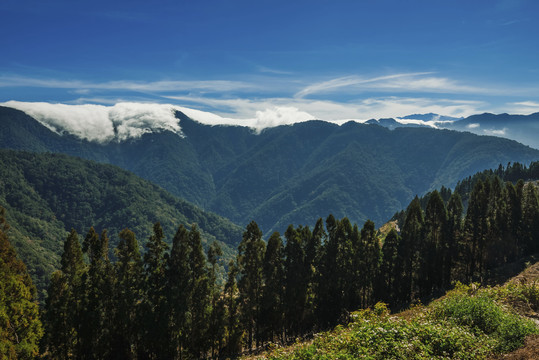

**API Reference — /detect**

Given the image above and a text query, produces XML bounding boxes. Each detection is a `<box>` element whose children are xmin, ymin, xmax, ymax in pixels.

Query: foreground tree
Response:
<box><xmin>0</xmin><ymin>207</ymin><xmax>43</xmax><ymax>359</ymax></box>
<box><xmin>44</xmin><ymin>229</ymin><xmax>84</xmax><ymax>359</ymax></box>
<box><xmin>260</xmin><ymin>232</ymin><xmax>284</xmax><ymax>343</ymax></box>
<box><xmin>422</xmin><ymin>190</ymin><xmax>447</xmax><ymax>296</ymax></box>
<box><xmin>237</xmin><ymin>221</ymin><xmax>266</xmax><ymax>350</ymax></box>
<box><xmin>140</xmin><ymin>223</ymin><xmax>169</xmax><ymax>359</ymax></box>
<box><xmin>378</xmin><ymin>229</ymin><xmax>401</xmax><ymax>305</ymax></box>
<box><xmin>111</xmin><ymin>228</ymin><xmax>143</xmax><ymax>358</ymax></box>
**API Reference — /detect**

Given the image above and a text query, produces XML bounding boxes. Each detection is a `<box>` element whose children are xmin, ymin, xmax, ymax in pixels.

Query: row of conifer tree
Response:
<box><xmin>38</xmin><ymin>173</ymin><xmax>539</xmax><ymax>359</ymax></box>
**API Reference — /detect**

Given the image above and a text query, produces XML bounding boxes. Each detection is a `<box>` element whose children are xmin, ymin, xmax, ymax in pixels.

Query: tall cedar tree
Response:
<box><xmin>464</xmin><ymin>180</ymin><xmax>490</xmax><ymax>281</ymax></box>
<box><xmin>397</xmin><ymin>196</ymin><xmax>424</xmax><ymax>303</ymax></box>
<box><xmin>521</xmin><ymin>183</ymin><xmax>539</xmax><ymax>254</ymax></box>
<box><xmin>166</xmin><ymin>225</ymin><xmax>190</xmax><ymax>359</ymax></box>
<box><xmin>378</xmin><ymin>229</ymin><xmax>401</xmax><ymax>305</ymax></box>
<box><xmin>305</xmin><ymin>218</ymin><xmax>324</xmax><ymax>330</ymax></box>
<box><xmin>44</xmin><ymin>229</ymin><xmax>84</xmax><ymax>359</ymax></box>
<box><xmin>140</xmin><ymin>223</ymin><xmax>169</xmax><ymax>359</ymax></box>
<box><xmin>207</xmin><ymin>241</ymin><xmax>225</xmax><ymax>359</ymax></box>
<box><xmin>350</xmin><ymin>224</ymin><xmax>362</xmax><ymax>310</ymax></box>
<box><xmin>111</xmin><ymin>228</ymin><xmax>143</xmax><ymax>359</ymax></box>
<box><xmin>186</xmin><ymin>224</ymin><xmax>212</xmax><ymax>358</ymax></box>
<box><xmin>445</xmin><ymin>192</ymin><xmax>463</xmax><ymax>288</ymax></box>
<box><xmin>260</xmin><ymin>232</ymin><xmax>284</xmax><ymax>344</ymax></box>
<box><xmin>422</xmin><ymin>190</ymin><xmax>447</xmax><ymax>297</ymax></box>
<box><xmin>78</xmin><ymin>229</ymin><xmax>115</xmax><ymax>360</ymax></box>
<box><xmin>0</xmin><ymin>208</ymin><xmax>43</xmax><ymax>359</ymax></box>
<box><xmin>283</xmin><ymin>225</ymin><xmax>309</xmax><ymax>338</ymax></box>
<box><xmin>316</xmin><ymin>214</ymin><xmax>341</xmax><ymax>327</ymax></box>
<box><xmin>237</xmin><ymin>221</ymin><xmax>265</xmax><ymax>350</ymax></box>
<box><xmin>223</xmin><ymin>260</ymin><xmax>242</xmax><ymax>357</ymax></box>
<box><xmin>505</xmin><ymin>181</ymin><xmax>523</xmax><ymax>260</ymax></box>
<box><xmin>359</xmin><ymin>220</ymin><xmax>381</xmax><ymax>307</ymax></box>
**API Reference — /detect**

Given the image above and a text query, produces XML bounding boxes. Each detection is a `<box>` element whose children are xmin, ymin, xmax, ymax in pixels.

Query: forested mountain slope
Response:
<box><xmin>2</xmin><ymin>106</ymin><xmax>539</xmax><ymax>235</ymax></box>
<box><xmin>0</xmin><ymin>149</ymin><xmax>243</xmax><ymax>296</ymax></box>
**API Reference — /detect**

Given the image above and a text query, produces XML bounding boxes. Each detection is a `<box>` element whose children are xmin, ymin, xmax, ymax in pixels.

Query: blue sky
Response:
<box><xmin>1</xmin><ymin>0</ymin><xmax>539</xmax><ymax>121</ymax></box>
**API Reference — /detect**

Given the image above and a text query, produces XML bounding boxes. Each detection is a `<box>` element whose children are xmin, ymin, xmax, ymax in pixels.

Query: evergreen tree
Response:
<box><xmin>207</xmin><ymin>241</ymin><xmax>225</xmax><ymax>359</ymax></box>
<box><xmin>464</xmin><ymin>180</ymin><xmax>489</xmax><ymax>281</ymax></box>
<box><xmin>445</xmin><ymin>192</ymin><xmax>463</xmax><ymax>287</ymax></box>
<box><xmin>111</xmin><ymin>228</ymin><xmax>143</xmax><ymax>359</ymax></box>
<box><xmin>397</xmin><ymin>196</ymin><xmax>424</xmax><ymax>303</ymax></box>
<box><xmin>378</xmin><ymin>229</ymin><xmax>401</xmax><ymax>305</ymax></box>
<box><xmin>186</xmin><ymin>225</ymin><xmax>211</xmax><ymax>358</ymax></box>
<box><xmin>166</xmin><ymin>225</ymin><xmax>190</xmax><ymax>359</ymax></box>
<box><xmin>484</xmin><ymin>177</ymin><xmax>510</xmax><ymax>269</ymax></box>
<box><xmin>304</xmin><ymin>218</ymin><xmax>324</xmax><ymax>330</ymax></box>
<box><xmin>521</xmin><ymin>183</ymin><xmax>539</xmax><ymax>254</ymax></box>
<box><xmin>0</xmin><ymin>207</ymin><xmax>43</xmax><ymax>359</ymax></box>
<box><xmin>506</xmin><ymin>181</ymin><xmax>523</xmax><ymax>260</ymax></box>
<box><xmin>359</xmin><ymin>220</ymin><xmax>381</xmax><ymax>307</ymax></box>
<box><xmin>283</xmin><ymin>225</ymin><xmax>308</xmax><ymax>338</ymax></box>
<box><xmin>78</xmin><ymin>228</ymin><xmax>115</xmax><ymax>359</ymax></box>
<box><xmin>317</xmin><ymin>215</ymin><xmax>341</xmax><ymax>327</ymax></box>
<box><xmin>237</xmin><ymin>221</ymin><xmax>265</xmax><ymax>350</ymax></box>
<box><xmin>350</xmin><ymin>224</ymin><xmax>363</xmax><ymax>310</ymax></box>
<box><xmin>422</xmin><ymin>190</ymin><xmax>447</xmax><ymax>295</ymax></box>
<box><xmin>260</xmin><ymin>232</ymin><xmax>284</xmax><ymax>344</ymax></box>
<box><xmin>223</xmin><ymin>260</ymin><xmax>242</xmax><ymax>357</ymax></box>
<box><xmin>44</xmin><ymin>229</ymin><xmax>84</xmax><ymax>359</ymax></box>
<box><xmin>140</xmin><ymin>223</ymin><xmax>169</xmax><ymax>359</ymax></box>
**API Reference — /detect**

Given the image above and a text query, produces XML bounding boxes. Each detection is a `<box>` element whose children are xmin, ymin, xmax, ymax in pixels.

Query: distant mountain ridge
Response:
<box><xmin>445</xmin><ymin>112</ymin><xmax>539</xmax><ymax>149</ymax></box>
<box><xmin>1</xmin><ymin>105</ymin><xmax>538</xmax><ymax>236</ymax></box>
<box><xmin>362</xmin><ymin>112</ymin><xmax>539</xmax><ymax>150</ymax></box>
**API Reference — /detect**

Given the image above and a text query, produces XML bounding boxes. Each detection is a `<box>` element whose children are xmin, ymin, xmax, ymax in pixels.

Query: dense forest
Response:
<box><xmin>1</xmin><ymin>161</ymin><xmax>538</xmax><ymax>359</ymax></box>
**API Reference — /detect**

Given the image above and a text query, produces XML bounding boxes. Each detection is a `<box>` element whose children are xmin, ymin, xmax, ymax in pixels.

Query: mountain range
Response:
<box><xmin>1</xmin><ymin>104</ymin><xmax>538</xmax><ymax>238</ymax></box>
<box><xmin>368</xmin><ymin>112</ymin><xmax>539</xmax><ymax>150</ymax></box>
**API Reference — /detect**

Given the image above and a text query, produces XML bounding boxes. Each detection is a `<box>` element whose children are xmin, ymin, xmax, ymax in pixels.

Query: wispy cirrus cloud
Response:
<box><xmin>165</xmin><ymin>94</ymin><xmax>484</xmax><ymax>122</ymax></box>
<box><xmin>2</xmin><ymin>71</ymin><xmax>537</xmax><ymax>126</ymax></box>
<box><xmin>0</xmin><ymin>75</ymin><xmax>256</xmax><ymax>93</ymax></box>
<box><xmin>256</xmin><ymin>66</ymin><xmax>293</xmax><ymax>75</ymax></box>
<box><xmin>295</xmin><ymin>72</ymin><xmax>488</xmax><ymax>98</ymax></box>
<box><xmin>509</xmin><ymin>101</ymin><xmax>539</xmax><ymax>113</ymax></box>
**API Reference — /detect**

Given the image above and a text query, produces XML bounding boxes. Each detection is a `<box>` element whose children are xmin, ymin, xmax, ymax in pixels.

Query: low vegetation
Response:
<box><xmin>255</xmin><ymin>281</ymin><xmax>539</xmax><ymax>360</ymax></box>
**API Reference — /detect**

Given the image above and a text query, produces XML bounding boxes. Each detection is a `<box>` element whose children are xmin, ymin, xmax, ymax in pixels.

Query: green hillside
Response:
<box><xmin>0</xmin><ymin>149</ymin><xmax>243</xmax><ymax>297</ymax></box>
<box><xmin>2</xmin><ymin>106</ymin><xmax>539</xmax><ymax>236</ymax></box>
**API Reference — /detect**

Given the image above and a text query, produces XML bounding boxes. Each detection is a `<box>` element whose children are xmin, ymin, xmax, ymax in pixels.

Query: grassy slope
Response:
<box><xmin>248</xmin><ymin>261</ymin><xmax>539</xmax><ymax>360</ymax></box>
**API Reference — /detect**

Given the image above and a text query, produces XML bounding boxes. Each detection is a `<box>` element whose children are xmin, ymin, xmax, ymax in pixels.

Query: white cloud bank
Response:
<box><xmin>2</xmin><ymin>100</ymin><xmax>320</xmax><ymax>142</ymax></box>
<box><xmin>3</xmin><ymin>101</ymin><xmax>182</xmax><ymax>143</ymax></box>
<box><xmin>2</xmin><ymin>96</ymin><xmax>486</xmax><ymax>142</ymax></box>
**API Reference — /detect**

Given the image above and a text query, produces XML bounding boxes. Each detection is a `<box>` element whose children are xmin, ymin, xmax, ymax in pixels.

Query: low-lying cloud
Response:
<box><xmin>3</xmin><ymin>101</ymin><xmax>182</xmax><ymax>143</ymax></box>
<box><xmin>483</xmin><ymin>128</ymin><xmax>507</xmax><ymax>136</ymax></box>
<box><xmin>1</xmin><ymin>97</ymin><xmax>483</xmax><ymax>143</ymax></box>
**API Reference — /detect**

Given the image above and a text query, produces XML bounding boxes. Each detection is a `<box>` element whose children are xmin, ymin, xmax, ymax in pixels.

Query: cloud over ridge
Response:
<box><xmin>2</xmin><ymin>101</ymin><xmax>321</xmax><ymax>142</ymax></box>
<box><xmin>3</xmin><ymin>101</ymin><xmax>182</xmax><ymax>143</ymax></box>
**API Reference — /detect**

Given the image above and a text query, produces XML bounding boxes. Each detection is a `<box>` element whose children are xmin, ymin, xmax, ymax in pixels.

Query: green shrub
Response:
<box><xmin>430</xmin><ymin>291</ymin><xmax>538</xmax><ymax>353</ymax></box>
<box><xmin>267</xmin><ymin>303</ymin><xmax>495</xmax><ymax>360</ymax></box>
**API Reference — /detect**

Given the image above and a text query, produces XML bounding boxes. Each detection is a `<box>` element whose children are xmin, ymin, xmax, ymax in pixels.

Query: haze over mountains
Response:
<box><xmin>1</xmin><ymin>102</ymin><xmax>538</xmax><ymax>237</ymax></box>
